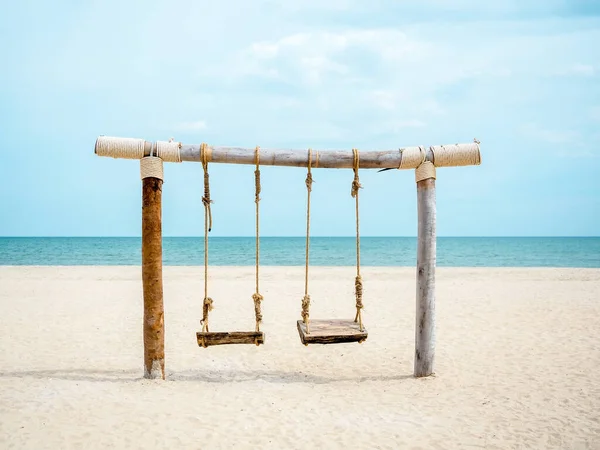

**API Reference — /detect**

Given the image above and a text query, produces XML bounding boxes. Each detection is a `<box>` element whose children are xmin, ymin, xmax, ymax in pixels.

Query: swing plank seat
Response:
<box><xmin>297</xmin><ymin>319</ymin><xmax>367</xmax><ymax>345</ymax></box>
<box><xmin>197</xmin><ymin>331</ymin><xmax>265</xmax><ymax>347</ymax></box>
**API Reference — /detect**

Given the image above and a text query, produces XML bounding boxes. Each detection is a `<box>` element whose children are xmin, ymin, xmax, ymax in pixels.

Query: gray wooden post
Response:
<box><xmin>414</xmin><ymin>172</ymin><xmax>436</xmax><ymax>377</ymax></box>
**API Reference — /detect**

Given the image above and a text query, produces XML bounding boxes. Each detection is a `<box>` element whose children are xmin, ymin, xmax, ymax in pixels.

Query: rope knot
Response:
<box><xmin>351</xmin><ymin>177</ymin><xmax>362</xmax><ymax>198</ymax></box>
<box><xmin>354</xmin><ymin>275</ymin><xmax>364</xmax><ymax>310</ymax></box>
<box><xmin>354</xmin><ymin>271</ymin><xmax>365</xmax><ymax>331</ymax></box>
<box><xmin>201</xmin><ymin>297</ymin><xmax>214</xmax><ymax>332</ymax></box>
<box><xmin>301</xmin><ymin>294</ymin><xmax>311</xmax><ymax>323</ymax></box>
<box><xmin>254</xmin><ymin>145</ymin><xmax>262</xmax><ymax>204</ymax></box>
<box><xmin>252</xmin><ymin>292</ymin><xmax>263</xmax><ymax>327</ymax></box>
<box><xmin>202</xmin><ymin>171</ymin><xmax>213</xmax><ymax>208</ymax></box>
<box><xmin>351</xmin><ymin>148</ymin><xmax>362</xmax><ymax>198</ymax></box>
<box><xmin>201</xmin><ymin>194</ymin><xmax>212</xmax><ymax>207</ymax></box>
<box><xmin>254</xmin><ymin>169</ymin><xmax>261</xmax><ymax>203</ymax></box>
<box><xmin>305</xmin><ymin>172</ymin><xmax>313</xmax><ymax>192</ymax></box>
<box><xmin>201</xmin><ymin>145</ymin><xmax>214</xmax><ymax>232</ymax></box>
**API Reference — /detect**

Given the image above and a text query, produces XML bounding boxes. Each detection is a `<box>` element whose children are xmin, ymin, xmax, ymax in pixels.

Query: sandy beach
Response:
<box><xmin>0</xmin><ymin>266</ymin><xmax>599</xmax><ymax>449</ymax></box>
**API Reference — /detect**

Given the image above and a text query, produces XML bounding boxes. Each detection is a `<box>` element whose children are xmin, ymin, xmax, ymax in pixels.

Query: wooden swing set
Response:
<box><xmin>95</xmin><ymin>136</ymin><xmax>482</xmax><ymax>381</ymax></box>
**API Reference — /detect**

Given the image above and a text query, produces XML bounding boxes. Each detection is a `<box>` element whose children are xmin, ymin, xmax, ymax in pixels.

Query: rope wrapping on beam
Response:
<box><xmin>156</xmin><ymin>140</ymin><xmax>182</xmax><ymax>163</ymax></box>
<box><xmin>415</xmin><ymin>161</ymin><xmax>436</xmax><ymax>183</ymax></box>
<box><xmin>431</xmin><ymin>143</ymin><xmax>481</xmax><ymax>167</ymax></box>
<box><xmin>96</xmin><ymin>136</ymin><xmax>145</xmax><ymax>159</ymax></box>
<box><xmin>399</xmin><ymin>146</ymin><xmax>427</xmax><ymax>169</ymax></box>
<box><xmin>140</xmin><ymin>156</ymin><xmax>164</xmax><ymax>180</ymax></box>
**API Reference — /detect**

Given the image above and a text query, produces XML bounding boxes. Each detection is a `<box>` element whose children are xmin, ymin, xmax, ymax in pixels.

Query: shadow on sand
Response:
<box><xmin>0</xmin><ymin>368</ymin><xmax>418</xmax><ymax>384</ymax></box>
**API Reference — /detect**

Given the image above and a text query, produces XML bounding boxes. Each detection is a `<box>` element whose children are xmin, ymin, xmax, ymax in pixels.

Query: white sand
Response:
<box><xmin>0</xmin><ymin>266</ymin><xmax>599</xmax><ymax>449</ymax></box>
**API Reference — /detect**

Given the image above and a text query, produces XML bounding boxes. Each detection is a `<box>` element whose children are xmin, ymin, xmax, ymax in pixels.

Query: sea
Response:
<box><xmin>0</xmin><ymin>237</ymin><xmax>598</xmax><ymax>267</ymax></box>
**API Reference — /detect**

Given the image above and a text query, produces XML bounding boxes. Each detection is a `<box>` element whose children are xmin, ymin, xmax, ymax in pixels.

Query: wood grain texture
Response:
<box><xmin>297</xmin><ymin>319</ymin><xmax>368</xmax><ymax>345</ymax></box>
<box><xmin>182</xmin><ymin>146</ymin><xmax>404</xmax><ymax>169</ymax></box>
<box><xmin>196</xmin><ymin>331</ymin><xmax>265</xmax><ymax>347</ymax></box>
<box><xmin>414</xmin><ymin>178</ymin><xmax>436</xmax><ymax>378</ymax></box>
<box><xmin>142</xmin><ymin>177</ymin><xmax>165</xmax><ymax>380</ymax></box>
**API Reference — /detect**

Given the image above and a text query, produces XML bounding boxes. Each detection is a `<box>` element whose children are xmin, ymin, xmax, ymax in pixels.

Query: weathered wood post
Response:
<box><xmin>141</xmin><ymin>156</ymin><xmax>165</xmax><ymax>380</ymax></box>
<box><xmin>414</xmin><ymin>161</ymin><xmax>436</xmax><ymax>377</ymax></box>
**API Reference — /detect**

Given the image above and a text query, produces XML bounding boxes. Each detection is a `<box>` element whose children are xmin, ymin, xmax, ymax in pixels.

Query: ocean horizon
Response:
<box><xmin>0</xmin><ymin>236</ymin><xmax>598</xmax><ymax>268</ymax></box>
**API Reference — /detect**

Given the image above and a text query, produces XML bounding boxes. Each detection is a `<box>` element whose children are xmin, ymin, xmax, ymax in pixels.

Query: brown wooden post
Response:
<box><xmin>141</xmin><ymin>157</ymin><xmax>165</xmax><ymax>380</ymax></box>
<box><xmin>414</xmin><ymin>163</ymin><xmax>436</xmax><ymax>377</ymax></box>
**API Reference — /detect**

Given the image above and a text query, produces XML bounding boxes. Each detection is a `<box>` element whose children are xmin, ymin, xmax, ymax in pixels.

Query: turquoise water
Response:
<box><xmin>0</xmin><ymin>237</ymin><xmax>598</xmax><ymax>267</ymax></box>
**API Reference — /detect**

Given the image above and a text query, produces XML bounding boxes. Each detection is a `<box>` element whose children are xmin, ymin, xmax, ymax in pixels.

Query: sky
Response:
<box><xmin>0</xmin><ymin>0</ymin><xmax>599</xmax><ymax>237</ymax></box>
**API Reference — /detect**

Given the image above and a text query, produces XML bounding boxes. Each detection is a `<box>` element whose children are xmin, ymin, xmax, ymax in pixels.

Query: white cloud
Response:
<box><xmin>387</xmin><ymin>119</ymin><xmax>427</xmax><ymax>130</ymax></box>
<box><xmin>556</xmin><ymin>64</ymin><xmax>596</xmax><ymax>77</ymax></box>
<box><xmin>276</xmin><ymin>0</ymin><xmax>358</xmax><ymax>12</ymax></box>
<box><xmin>173</xmin><ymin>120</ymin><xmax>208</xmax><ymax>132</ymax></box>
<box><xmin>268</xmin><ymin>29</ymin><xmax>402</xmax><ymax>56</ymax></box>
<box><xmin>369</xmin><ymin>90</ymin><xmax>397</xmax><ymax>110</ymax></box>
<box><xmin>242</xmin><ymin>29</ymin><xmax>431</xmax><ymax>87</ymax></box>
<box><xmin>518</xmin><ymin>122</ymin><xmax>598</xmax><ymax>159</ymax></box>
<box><xmin>251</xmin><ymin>42</ymin><xmax>280</xmax><ymax>59</ymax></box>
<box><xmin>571</xmin><ymin>64</ymin><xmax>595</xmax><ymax>76</ymax></box>
<box><xmin>554</xmin><ymin>148</ymin><xmax>597</xmax><ymax>158</ymax></box>
<box><xmin>300</xmin><ymin>56</ymin><xmax>349</xmax><ymax>84</ymax></box>
<box><xmin>367</xmin><ymin>90</ymin><xmax>446</xmax><ymax>116</ymax></box>
<box><xmin>519</xmin><ymin>123</ymin><xmax>579</xmax><ymax>144</ymax></box>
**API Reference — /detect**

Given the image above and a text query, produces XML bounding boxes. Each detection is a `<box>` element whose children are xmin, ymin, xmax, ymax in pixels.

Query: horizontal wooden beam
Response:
<box><xmin>181</xmin><ymin>145</ymin><xmax>413</xmax><ymax>169</ymax></box>
<box><xmin>94</xmin><ymin>136</ymin><xmax>481</xmax><ymax>170</ymax></box>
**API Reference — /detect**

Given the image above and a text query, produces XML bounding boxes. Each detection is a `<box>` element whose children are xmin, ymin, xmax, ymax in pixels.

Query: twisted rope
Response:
<box><xmin>140</xmin><ymin>156</ymin><xmax>164</xmax><ymax>180</ymax></box>
<box><xmin>351</xmin><ymin>149</ymin><xmax>362</xmax><ymax>198</ymax></box>
<box><xmin>201</xmin><ymin>297</ymin><xmax>213</xmax><ymax>332</ymax></box>
<box><xmin>156</xmin><ymin>139</ymin><xmax>182</xmax><ymax>163</ymax></box>
<box><xmin>201</xmin><ymin>143</ymin><xmax>213</xmax><ymax>232</ymax></box>
<box><xmin>301</xmin><ymin>148</ymin><xmax>313</xmax><ymax>333</ymax></box>
<box><xmin>352</xmin><ymin>149</ymin><xmax>364</xmax><ymax>331</ymax></box>
<box><xmin>415</xmin><ymin>161</ymin><xmax>436</xmax><ymax>182</ymax></box>
<box><xmin>96</xmin><ymin>136</ymin><xmax>145</xmax><ymax>159</ymax></box>
<box><xmin>398</xmin><ymin>146</ymin><xmax>426</xmax><ymax>169</ymax></box>
<box><xmin>253</xmin><ymin>146</ymin><xmax>263</xmax><ymax>336</ymax></box>
<box><xmin>200</xmin><ymin>143</ymin><xmax>214</xmax><ymax>339</ymax></box>
<box><xmin>430</xmin><ymin>142</ymin><xmax>481</xmax><ymax>167</ymax></box>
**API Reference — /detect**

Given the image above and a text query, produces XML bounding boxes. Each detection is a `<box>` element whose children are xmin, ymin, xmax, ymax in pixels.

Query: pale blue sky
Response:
<box><xmin>1</xmin><ymin>0</ymin><xmax>598</xmax><ymax>237</ymax></box>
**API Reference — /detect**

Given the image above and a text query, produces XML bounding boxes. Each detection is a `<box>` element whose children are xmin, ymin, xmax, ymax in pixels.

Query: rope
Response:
<box><xmin>415</xmin><ymin>161</ymin><xmax>436</xmax><ymax>182</ymax></box>
<box><xmin>201</xmin><ymin>143</ymin><xmax>213</xmax><ymax>232</ymax></box>
<box><xmin>201</xmin><ymin>297</ymin><xmax>213</xmax><ymax>331</ymax></box>
<box><xmin>253</xmin><ymin>146</ymin><xmax>263</xmax><ymax>335</ymax></box>
<box><xmin>351</xmin><ymin>149</ymin><xmax>364</xmax><ymax>331</ymax></box>
<box><xmin>301</xmin><ymin>149</ymin><xmax>313</xmax><ymax>333</ymax></box>
<box><xmin>398</xmin><ymin>146</ymin><xmax>426</xmax><ymax>169</ymax></box>
<box><xmin>96</xmin><ymin>136</ymin><xmax>145</xmax><ymax>159</ymax></box>
<box><xmin>156</xmin><ymin>140</ymin><xmax>182</xmax><ymax>163</ymax></box>
<box><xmin>430</xmin><ymin>143</ymin><xmax>481</xmax><ymax>167</ymax></box>
<box><xmin>200</xmin><ymin>143</ymin><xmax>214</xmax><ymax>340</ymax></box>
<box><xmin>140</xmin><ymin>156</ymin><xmax>164</xmax><ymax>180</ymax></box>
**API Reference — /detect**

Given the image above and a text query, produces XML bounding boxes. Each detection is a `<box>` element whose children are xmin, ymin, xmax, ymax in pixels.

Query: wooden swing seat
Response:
<box><xmin>196</xmin><ymin>331</ymin><xmax>265</xmax><ymax>347</ymax></box>
<box><xmin>297</xmin><ymin>319</ymin><xmax>368</xmax><ymax>345</ymax></box>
